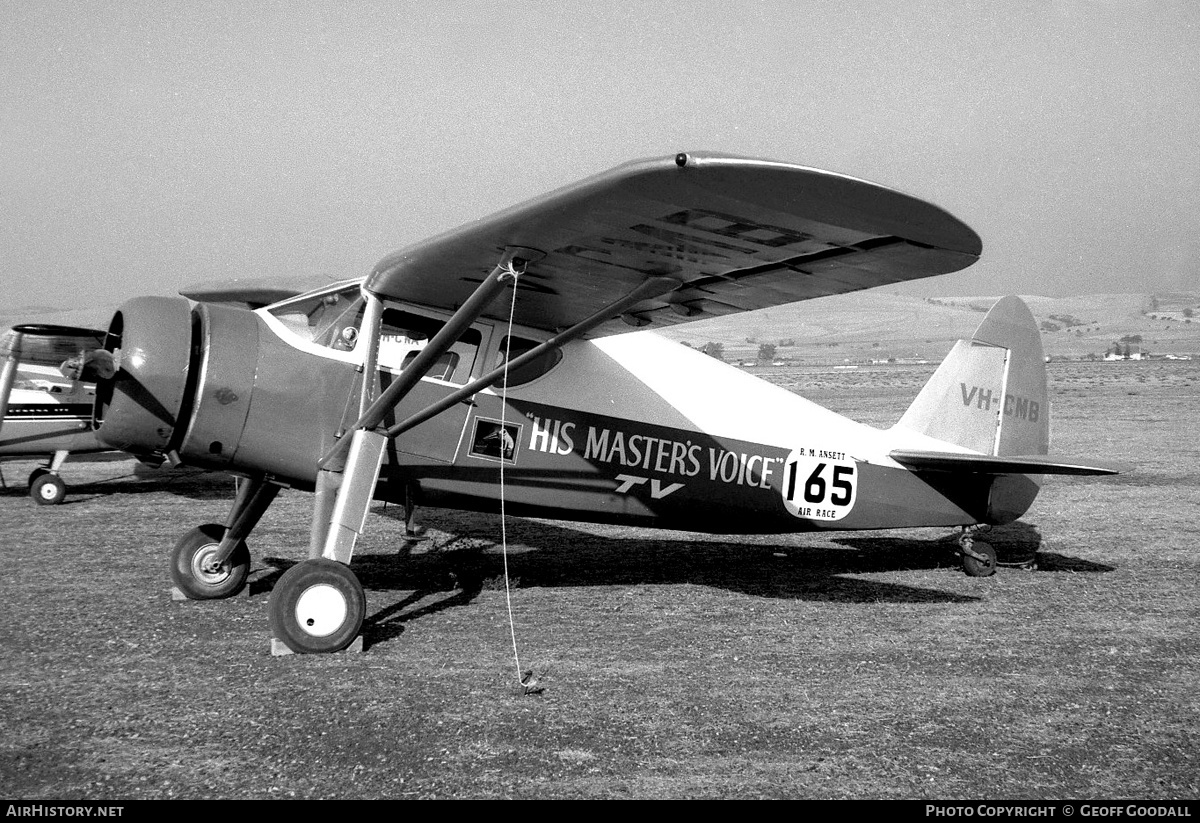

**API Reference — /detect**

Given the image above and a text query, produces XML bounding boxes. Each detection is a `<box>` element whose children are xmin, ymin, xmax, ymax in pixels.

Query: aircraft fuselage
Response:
<box><xmin>157</xmin><ymin>301</ymin><xmax>1008</xmax><ymax>533</ymax></box>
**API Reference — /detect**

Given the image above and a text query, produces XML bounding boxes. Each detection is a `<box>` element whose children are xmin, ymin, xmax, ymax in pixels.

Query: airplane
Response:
<box><xmin>0</xmin><ymin>323</ymin><xmax>113</xmax><ymax>504</ymax></box>
<box><xmin>83</xmin><ymin>152</ymin><xmax>1119</xmax><ymax>654</ymax></box>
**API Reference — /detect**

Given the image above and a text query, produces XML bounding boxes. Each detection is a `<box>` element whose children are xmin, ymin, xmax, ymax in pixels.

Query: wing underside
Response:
<box><xmin>366</xmin><ymin>153</ymin><xmax>982</xmax><ymax>336</ymax></box>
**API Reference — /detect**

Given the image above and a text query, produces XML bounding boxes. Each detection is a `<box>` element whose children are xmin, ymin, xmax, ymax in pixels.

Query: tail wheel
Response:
<box><xmin>30</xmin><ymin>473</ymin><xmax>67</xmax><ymax>506</ymax></box>
<box><xmin>269</xmin><ymin>559</ymin><xmax>365</xmax><ymax>654</ymax></box>
<box><xmin>170</xmin><ymin>523</ymin><xmax>251</xmax><ymax>599</ymax></box>
<box><xmin>963</xmin><ymin>540</ymin><xmax>998</xmax><ymax>577</ymax></box>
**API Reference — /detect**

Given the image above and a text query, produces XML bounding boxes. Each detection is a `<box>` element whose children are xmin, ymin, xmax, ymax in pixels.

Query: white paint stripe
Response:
<box><xmin>593</xmin><ymin>331</ymin><xmax>973</xmax><ymax>464</ymax></box>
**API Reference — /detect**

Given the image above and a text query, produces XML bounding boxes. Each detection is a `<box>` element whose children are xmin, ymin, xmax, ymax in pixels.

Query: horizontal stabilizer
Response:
<box><xmin>890</xmin><ymin>449</ymin><xmax>1123</xmax><ymax>476</ymax></box>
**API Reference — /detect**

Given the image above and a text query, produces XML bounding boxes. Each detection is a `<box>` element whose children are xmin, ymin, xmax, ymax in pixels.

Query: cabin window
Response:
<box><xmin>378</xmin><ymin>308</ymin><xmax>480</xmax><ymax>385</ymax></box>
<box><xmin>268</xmin><ymin>287</ymin><xmax>365</xmax><ymax>352</ymax></box>
<box><xmin>491</xmin><ymin>335</ymin><xmax>562</xmax><ymax>387</ymax></box>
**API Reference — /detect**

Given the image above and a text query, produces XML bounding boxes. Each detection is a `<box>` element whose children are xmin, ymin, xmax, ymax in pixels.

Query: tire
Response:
<box><xmin>963</xmin><ymin>540</ymin><xmax>998</xmax><ymax>577</ymax></box>
<box><xmin>269</xmin><ymin>559</ymin><xmax>365</xmax><ymax>654</ymax></box>
<box><xmin>30</xmin><ymin>473</ymin><xmax>66</xmax><ymax>506</ymax></box>
<box><xmin>28</xmin><ymin>467</ymin><xmax>49</xmax><ymax>487</ymax></box>
<box><xmin>170</xmin><ymin>523</ymin><xmax>251</xmax><ymax>600</ymax></box>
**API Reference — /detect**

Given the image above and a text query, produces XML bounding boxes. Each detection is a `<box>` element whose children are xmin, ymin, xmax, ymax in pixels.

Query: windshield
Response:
<box><xmin>267</xmin><ymin>285</ymin><xmax>366</xmax><ymax>352</ymax></box>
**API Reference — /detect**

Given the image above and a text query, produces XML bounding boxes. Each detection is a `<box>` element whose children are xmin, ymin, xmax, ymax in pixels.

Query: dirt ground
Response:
<box><xmin>0</xmin><ymin>360</ymin><xmax>1196</xmax><ymax>799</ymax></box>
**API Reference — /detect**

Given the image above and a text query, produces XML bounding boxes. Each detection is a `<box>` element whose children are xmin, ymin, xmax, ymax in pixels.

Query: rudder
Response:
<box><xmin>895</xmin><ymin>296</ymin><xmax>1049</xmax><ymax>457</ymax></box>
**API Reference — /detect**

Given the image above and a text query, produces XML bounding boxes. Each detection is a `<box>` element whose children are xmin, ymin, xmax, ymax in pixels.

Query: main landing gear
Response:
<box><xmin>27</xmin><ymin>450</ymin><xmax>71</xmax><ymax>505</ymax></box>
<box><xmin>29</xmin><ymin>468</ymin><xmax>67</xmax><ymax>505</ymax></box>
<box><xmin>170</xmin><ymin>524</ymin><xmax>251</xmax><ymax>600</ymax></box>
<box><xmin>168</xmin><ymin>475</ymin><xmax>279</xmax><ymax>600</ymax></box>
<box><xmin>958</xmin><ymin>525</ymin><xmax>997</xmax><ymax>577</ymax></box>
<box><xmin>165</xmin><ymin>469</ymin><xmax>369</xmax><ymax>654</ymax></box>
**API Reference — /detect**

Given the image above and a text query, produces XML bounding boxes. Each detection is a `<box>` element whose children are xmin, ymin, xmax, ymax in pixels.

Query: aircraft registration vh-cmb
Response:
<box><xmin>79</xmin><ymin>152</ymin><xmax>1118</xmax><ymax>654</ymax></box>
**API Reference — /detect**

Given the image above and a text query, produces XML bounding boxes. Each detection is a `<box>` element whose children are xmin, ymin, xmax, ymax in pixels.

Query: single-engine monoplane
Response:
<box><xmin>86</xmin><ymin>153</ymin><xmax>1118</xmax><ymax>653</ymax></box>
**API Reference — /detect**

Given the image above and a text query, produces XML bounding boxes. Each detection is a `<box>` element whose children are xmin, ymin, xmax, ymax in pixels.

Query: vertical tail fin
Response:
<box><xmin>895</xmin><ymin>296</ymin><xmax>1049</xmax><ymax>456</ymax></box>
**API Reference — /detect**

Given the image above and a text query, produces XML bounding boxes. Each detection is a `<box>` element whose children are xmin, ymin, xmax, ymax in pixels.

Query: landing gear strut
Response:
<box><xmin>958</xmin><ymin>525</ymin><xmax>997</xmax><ymax>577</ymax></box>
<box><xmin>170</xmin><ymin>474</ymin><xmax>280</xmax><ymax>600</ymax></box>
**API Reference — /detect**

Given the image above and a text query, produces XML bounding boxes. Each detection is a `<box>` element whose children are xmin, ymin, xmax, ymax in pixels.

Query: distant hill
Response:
<box><xmin>654</xmin><ymin>291</ymin><xmax>1200</xmax><ymax>364</ymax></box>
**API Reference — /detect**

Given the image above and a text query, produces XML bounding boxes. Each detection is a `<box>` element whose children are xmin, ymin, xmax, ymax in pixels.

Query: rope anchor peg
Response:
<box><xmin>520</xmin><ymin>667</ymin><xmax>549</xmax><ymax>696</ymax></box>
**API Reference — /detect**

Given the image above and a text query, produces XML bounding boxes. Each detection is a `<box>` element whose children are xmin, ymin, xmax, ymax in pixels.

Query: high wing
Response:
<box><xmin>366</xmin><ymin>153</ymin><xmax>982</xmax><ymax>336</ymax></box>
<box><xmin>890</xmin><ymin>450</ymin><xmax>1123</xmax><ymax>476</ymax></box>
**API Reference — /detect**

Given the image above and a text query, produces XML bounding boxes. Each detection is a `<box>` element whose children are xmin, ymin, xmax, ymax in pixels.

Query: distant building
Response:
<box><xmin>1104</xmin><ymin>345</ymin><xmax>1143</xmax><ymax>361</ymax></box>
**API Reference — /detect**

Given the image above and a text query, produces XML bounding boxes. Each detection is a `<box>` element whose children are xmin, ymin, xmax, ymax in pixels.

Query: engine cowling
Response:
<box><xmin>94</xmin><ymin>297</ymin><xmax>261</xmax><ymax>468</ymax></box>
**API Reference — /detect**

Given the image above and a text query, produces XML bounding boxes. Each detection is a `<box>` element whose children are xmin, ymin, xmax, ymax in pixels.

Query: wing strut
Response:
<box><xmin>382</xmin><ymin>274</ymin><xmax>680</xmax><ymax>440</ymax></box>
<box><xmin>309</xmin><ymin>249</ymin><xmax>679</xmax><ymax>565</ymax></box>
<box><xmin>311</xmin><ymin>247</ymin><xmax>533</xmax><ymax>561</ymax></box>
<box><xmin>320</xmin><ymin>246</ymin><xmax>538</xmax><ymax>471</ymax></box>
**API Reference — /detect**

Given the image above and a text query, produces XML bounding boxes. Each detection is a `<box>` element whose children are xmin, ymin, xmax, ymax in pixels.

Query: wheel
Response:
<box><xmin>30</xmin><ymin>473</ymin><xmax>66</xmax><ymax>505</ymax></box>
<box><xmin>963</xmin><ymin>540</ymin><xmax>998</xmax><ymax>577</ymax></box>
<box><xmin>27</xmin><ymin>467</ymin><xmax>49</xmax><ymax>486</ymax></box>
<box><xmin>170</xmin><ymin>524</ymin><xmax>251</xmax><ymax>600</ymax></box>
<box><xmin>269</xmin><ymin>559</ymin><xmax>366</xmax><ymax>654</ymax></box>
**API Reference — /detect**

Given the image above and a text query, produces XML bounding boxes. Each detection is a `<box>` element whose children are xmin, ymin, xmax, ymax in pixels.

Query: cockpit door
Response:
<box><xmin>375</xmin><ymin>305</ymin><xmax>486</xmax><ymax>465</ymax></box>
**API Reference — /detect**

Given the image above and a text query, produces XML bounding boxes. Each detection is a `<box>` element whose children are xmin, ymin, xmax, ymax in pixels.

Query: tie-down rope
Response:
<box><xmin>496</xmin><ymin>271</ymin><xmax>540</xmax><ymax>694</ymax></box>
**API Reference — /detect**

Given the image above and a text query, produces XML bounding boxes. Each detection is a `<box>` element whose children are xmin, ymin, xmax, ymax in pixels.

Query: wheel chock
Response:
<box><xmin>270</xmin><ymin>635</ymin><xmax>364</xmax><ymax>656</ymax></box>
<box><xmin>169</xmin><ymin>583</ymin><xmax>252</xmax><ymax>601</ymax></box>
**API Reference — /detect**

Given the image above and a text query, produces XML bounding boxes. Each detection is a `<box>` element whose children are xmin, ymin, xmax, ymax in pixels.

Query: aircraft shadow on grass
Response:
<box><xmin>247</xmin><ymin>508</ymin><xmax>1123</xmax><ymax>649</ymax></box>
<box><xmin>836</xmin><ymin>519</ymin><xmax>1116</xmax><ymax>575</ymax></box>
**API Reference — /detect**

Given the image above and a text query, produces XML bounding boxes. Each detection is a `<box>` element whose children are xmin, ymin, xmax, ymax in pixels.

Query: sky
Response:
<box><xmin>2</xmin><ymin>0</ymin><xmax>1198</xmax><ymax>313</ymax></box>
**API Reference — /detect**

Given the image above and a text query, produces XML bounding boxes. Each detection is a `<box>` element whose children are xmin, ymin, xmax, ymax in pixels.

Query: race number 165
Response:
<box><xmin>781</xmin><ymin>453</ymin><xmax>857</xmax><ymax>521</ymax></box>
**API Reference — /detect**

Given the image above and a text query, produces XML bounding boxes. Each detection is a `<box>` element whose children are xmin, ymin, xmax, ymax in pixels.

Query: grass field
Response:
<box><xmin>1</xmin><ymin>361</ymin><xmax>1196</xmax><ymax>799</ymax></box>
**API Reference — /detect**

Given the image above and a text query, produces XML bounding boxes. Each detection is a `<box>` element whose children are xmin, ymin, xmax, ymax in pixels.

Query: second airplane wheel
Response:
<box><xmin>30</xmin><ymin>473</ymin><xmax>66</xmax><ymax>505</ymax></box>
<box><xmin>269</xmin><ymin>559</ymin><xmax>365</xmax><ymax>654</ymax></box>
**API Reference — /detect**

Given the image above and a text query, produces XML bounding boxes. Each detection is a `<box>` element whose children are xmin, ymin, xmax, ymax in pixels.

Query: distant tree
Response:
<box><xmin>1185</xmin><ymin>308</ymin><xmax>1195</xmax><ymax>318</ymax></box>
<box><xmin>700</xmin><ymin>342</ymin><xmax>724</xmax><ymax>361</ymax></box>
<box><xmin>1040</xmin><ymin>321</ymin><xmax>1061</xmax><ymax>332</ymax></box>
<box><xmin>757</xmin><ymin>342</ymin><xmax>777</xmax><ymax>363</ymax></box>
<box><xmin>1121</xmin><ymin>334</ymin><xmax>1143</xmax><ymax>344</ymax></box>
